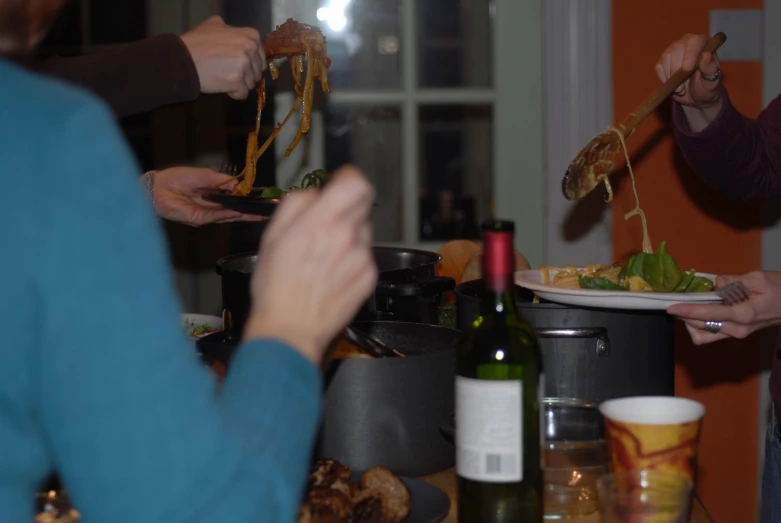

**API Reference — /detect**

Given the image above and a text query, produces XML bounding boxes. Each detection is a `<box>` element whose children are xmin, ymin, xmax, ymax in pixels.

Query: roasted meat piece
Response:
<box><xmin>353</xmin><ymin>467</ymin><xmax>411</xmax><ymax>523</ymax></box>
<box><xmin>352</xmin><ymin>496</ymin><xmax>391</xmax><ymax>523</ymax></box>
<box><xmin>305</xmin><ymin>488</ymin><xmax>353</xmax><ymax>520</ymax></box>
<box><xmin>309</xmin><ymin>458</ymin><xmax>354</xmax><ymax>498</ymax></box>
<box><xmin>301</xmin><ymin>460</ymin><xmax>411</xmax><ymax>523</ymax></box>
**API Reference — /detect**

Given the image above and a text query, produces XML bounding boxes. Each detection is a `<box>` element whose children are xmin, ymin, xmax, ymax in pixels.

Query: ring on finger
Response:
<box><xmin>703</xmin><ymin>320</ymin><xmax>723</xmax><ymax>334</ymax></box>
<box><xmin>702</xmin><ymin>66</ymin><xmax>721</xmax><ymax>83</ymax></box>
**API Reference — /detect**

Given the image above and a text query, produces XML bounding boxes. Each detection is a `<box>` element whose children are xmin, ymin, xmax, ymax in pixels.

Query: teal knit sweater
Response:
<box><xmin>0</xmin><ymin>59</ymin><xmax>321</xmax><ymax>522</ymax></box>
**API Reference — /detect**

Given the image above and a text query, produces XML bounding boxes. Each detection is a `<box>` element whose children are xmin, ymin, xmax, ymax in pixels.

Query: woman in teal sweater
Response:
<box><xmin>0</xmin><ymin>1</ymin><xmax>378</xmax><ymax>521</ymax></box>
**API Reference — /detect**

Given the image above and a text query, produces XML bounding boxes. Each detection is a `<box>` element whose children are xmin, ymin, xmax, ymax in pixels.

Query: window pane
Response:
<box><xmin>417</xmin><ymin>0</ymin><xmax>493</xmax><ymax>88</ymax></box>
<box><xmin>315</xmin><ymin>0</ymin><xmax>401</xmax><ymax>89</ymax></box>
<box><xmin>419</xmin><ymin>105</ymin><xmax>492</xmax><ymax>241</ymax></box>
<box><xmin>125</xmin><ymin>134</ymin><xmax>154</xmax><ymax>172</ymax></box>
<box><xmin>324</xmin><ymin>105</ymin><xmax>402</xmax><ymax>242</ymax></box>
<box><xmin>89</xmin><ymin>0</ymin><xmax>147</xmax><ymax>44</ymax></box>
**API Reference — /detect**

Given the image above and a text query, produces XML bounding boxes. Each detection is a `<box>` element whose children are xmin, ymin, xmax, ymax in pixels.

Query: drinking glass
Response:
<box><xmin>598</xmin><ymin>396</ymin><xmax>705</xmax><ymax>484</ymax></box>
<box><xmin>543</xmin><ymin>398</ymin><xmax>608</xmax><ymax>520</ymax></box>
<box><xmin>597</xmin><ymin>470</ymin><xmax>693</xmax><ymax>523</ymax></box>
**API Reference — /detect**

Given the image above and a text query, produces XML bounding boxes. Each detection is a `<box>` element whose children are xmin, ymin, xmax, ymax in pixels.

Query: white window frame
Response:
<box><xmin>543</xmin><ymin>0</ymin><xmax>613</xmax><ymax>268</ymax></box>
<box><xmin>271</xmin><ymin>0</ymin><xmax>545</xmax><ymax>265</ymax></box>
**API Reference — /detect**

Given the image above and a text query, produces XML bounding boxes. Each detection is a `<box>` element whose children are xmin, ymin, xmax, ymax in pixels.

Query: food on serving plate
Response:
<box><xmin>183</xmin><ymin>319</ymin><xmax>219</xmax><ymax>337</ymax></box>
<box><xmin>539</xmin><ymin>241</ymin><xmax>714</xmax><ymax>293</ymax></box>
<box><xmin>539</xmin><ymin>128</ymin><xmax>715</xmax><ymax>294</ymax></box>
<box><xmin>299</xmin><ymin>459</ymin><xmax>411</xmax><ymax>523</ymax></box>
<box><xmin>259</xmin><ymin>169</ymin><xmax>329</xmax><ymax>199</ymax></box>
<box><xmin>219</xmin><ymin>19</ymin><xmax>331</xmax><ymax>196</ymax></box>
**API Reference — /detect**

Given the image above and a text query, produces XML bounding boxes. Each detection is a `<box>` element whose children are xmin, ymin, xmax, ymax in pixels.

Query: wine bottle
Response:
<box><xmin>455</xmin><ymin>219</ymin><xmax>543</xmax><ymax>522</ymax></box>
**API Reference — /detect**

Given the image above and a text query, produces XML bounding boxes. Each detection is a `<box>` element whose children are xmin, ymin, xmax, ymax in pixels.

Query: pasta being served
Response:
<box><xmin>539</xmin><ymin>127</ymin><xmax>714</xmax><ymax>294</ymax></box>
<box><xmin>219</xmin><ymin>19</ymin><xmax>332</xmax><ymax>196</ymax></box>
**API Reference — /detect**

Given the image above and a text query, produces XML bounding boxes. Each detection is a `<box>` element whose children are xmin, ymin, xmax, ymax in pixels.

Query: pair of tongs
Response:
<box><xmin>561</xmin><ymin>32</ymin><xmax>727</xmax><ymax>201</ymax></box>
<box><xmin>343</xmin><ymin>326</ymin><xmax>406</xmax><ymax>358</ymax></box>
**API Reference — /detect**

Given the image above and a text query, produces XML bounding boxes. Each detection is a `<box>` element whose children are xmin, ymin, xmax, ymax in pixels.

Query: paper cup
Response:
<box><xmin>598</xmin><ymin>397</ymin><xmax>705</xmax><ymax>482</ymax></box>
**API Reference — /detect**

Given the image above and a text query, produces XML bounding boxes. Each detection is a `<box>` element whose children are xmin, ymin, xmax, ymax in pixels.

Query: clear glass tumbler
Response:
<box><xmin>542</xmin><ymin>397</ymin><xmax>608</xmax><ymax>520</ymax></box>
<box><xmin>596</xmin><ymin>469</ymin><xmax>693</xmax><ymax>523</ymax></box>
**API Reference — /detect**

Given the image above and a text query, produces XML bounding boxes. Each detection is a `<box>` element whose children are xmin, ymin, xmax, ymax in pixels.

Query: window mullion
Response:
<box><xmin>493</xmin><ymin>0</ymin><xmax>544</xmax><ymax>266</ymax></box>
<box><xmin>401</xmin><ymin>0</ymin><xmax>419</xmax><ymax>245</ymax></box>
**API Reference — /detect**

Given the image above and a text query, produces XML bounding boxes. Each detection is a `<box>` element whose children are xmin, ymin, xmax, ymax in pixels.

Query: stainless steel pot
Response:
<box><xmin>216</xmin><ymin>247</ymin><xmax>455</xmax><ymax>340</ymax></box>
<box><xmin>196</xmin><ymin>321</ymin><xmax>460</xmax><ymax>477</ymax></box>
<box><xmin>454</xmin><ymin>280</ymin><xmax>675</xmax><ymax>401</ymax></box>
<box><xmin>316</xmin><ymin>321</ymin><xmax>458</xmax><ymax>476</ymax></box>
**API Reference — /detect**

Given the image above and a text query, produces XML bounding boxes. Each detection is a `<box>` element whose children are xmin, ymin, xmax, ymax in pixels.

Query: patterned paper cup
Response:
<box><xmin>598</xmin><ymin>397</ymin><xmax>705</xmax><ymax>482</ymax></box>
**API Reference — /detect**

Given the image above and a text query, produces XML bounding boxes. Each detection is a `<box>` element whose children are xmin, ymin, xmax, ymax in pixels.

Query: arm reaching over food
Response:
<box><xmin>38</xmin><ymin>15</ymin><xmax>267</xmax><ymax>117</ymax></box>
<box><xmin>657</xmin><ymin>33</ymin><xmax>781</xmax><ymax>200</ymax></box>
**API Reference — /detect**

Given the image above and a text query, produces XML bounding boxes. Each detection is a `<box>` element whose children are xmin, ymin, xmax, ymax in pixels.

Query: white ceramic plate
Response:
<box><xmin>514</xmin><ymin>269</ymin><xmax>722</xmax><ymax>310</ymax></box>
<box><xmin>181</xmin><ymin>313</ymin><xmax>223</xmax><ymax>338</ymax></box>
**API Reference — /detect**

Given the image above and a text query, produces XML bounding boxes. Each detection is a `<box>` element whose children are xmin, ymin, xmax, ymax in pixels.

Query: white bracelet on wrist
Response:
<box><xmin>142</xmin><ymin>170</ymin><xmax>156</xmax><ymax>204</ymax></box>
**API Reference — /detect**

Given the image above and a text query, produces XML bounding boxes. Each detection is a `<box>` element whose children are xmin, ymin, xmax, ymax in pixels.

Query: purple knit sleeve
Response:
<box><xmin>672</xmin><ymin>86</ymin><xmax>781</xmax><ymax>200</ymax></box>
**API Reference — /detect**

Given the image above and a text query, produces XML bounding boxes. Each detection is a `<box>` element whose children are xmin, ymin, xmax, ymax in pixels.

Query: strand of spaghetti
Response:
<box><xmin>255</xmin><ymin>95</ymin><xmax>303</xmax><ymax>160</ymax></box>
<box><xmin>216</xmin><ymin>96</ymin><xmax>303</xmax><ymax>188</ymax></box>
<box><xmin>254</xmin><ymin>75</ymin><xmax>266</xmax><ymax>136</ymax></box>
<box><xmin>235</xmin><ymin>131</ymin><xmax>259</xmax><ymax>196</ymax></box>
<box><xmin>269</xmin><ymin>59</ymin><xmax>279</xmax><ymax>80</ymax></box>
<box><xmin>291</xmin><ymin>56</ymin><xmax>302</xmax><ymax>96</ymax></box>
<box><xmin>285</xmin><ymin>46</ymin><xmax>316</xmax><ymax>156</ymax></box>
<box><xmin>607</xmin><ymin>125</ymin><xmax>653</xmax><ymax>254</ymax></box>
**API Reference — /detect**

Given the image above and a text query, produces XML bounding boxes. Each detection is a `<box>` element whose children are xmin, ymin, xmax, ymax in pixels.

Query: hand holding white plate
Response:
<box><xmin>515</xmin><ymin>269</ymin><xmax>721</xmax><ymax>311</ymax></box>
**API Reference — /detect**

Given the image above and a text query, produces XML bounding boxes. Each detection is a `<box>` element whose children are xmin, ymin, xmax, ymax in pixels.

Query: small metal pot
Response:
<box><xmin>216</xmin><ymin>248</ymin><xmax>455</xmax><ymax>340</ymax></box>
<box><xmin>196</xmin><ymin>321</ymin><xmax>460</xmax><ymax>477</ymax></box>
<box><xmin>317</xmin><ymin>321</ymin><xmax>459</xmax><ymax>476</ymax></box>
<box><xmin>454</xmin><ymin>280</ymin><xmax>675</xmax><ymax>402</ymax></box>
<box><xmin>357</xmin><ymin>247</ymin><xmax>455</xmax><ymax>325</ymax></box>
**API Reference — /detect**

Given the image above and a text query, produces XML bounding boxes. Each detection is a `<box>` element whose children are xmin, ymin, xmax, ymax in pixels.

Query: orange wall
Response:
<box><xmin>612</xmin><ymin>2</ymin><xmax>764</xmax><ymax>521</ymax></box>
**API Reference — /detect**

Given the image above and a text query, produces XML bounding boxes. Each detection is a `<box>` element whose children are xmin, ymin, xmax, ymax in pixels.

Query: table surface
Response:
<box><xmin>419</xmin><ymin>468</ymin><xmax>713</xmax><ymax>523</ymax></box>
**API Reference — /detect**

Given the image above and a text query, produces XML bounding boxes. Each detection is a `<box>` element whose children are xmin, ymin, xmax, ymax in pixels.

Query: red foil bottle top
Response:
<box><xmin>483</xmin><ymin>231</ymin><xmax>514</xmax><ymax>291</ymax></box>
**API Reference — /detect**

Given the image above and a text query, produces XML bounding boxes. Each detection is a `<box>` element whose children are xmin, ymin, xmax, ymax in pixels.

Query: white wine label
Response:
<box><xmin>455</xmin><ymin>376</ymin><xmax>523</xmax><ymax>483</ymax></box>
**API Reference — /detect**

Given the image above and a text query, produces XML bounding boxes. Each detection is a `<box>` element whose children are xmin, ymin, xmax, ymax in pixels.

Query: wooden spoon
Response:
<box><xmin>561</xmin><ymin>32</ymin><xmax>727</xmax><ymax>201</ymax></box>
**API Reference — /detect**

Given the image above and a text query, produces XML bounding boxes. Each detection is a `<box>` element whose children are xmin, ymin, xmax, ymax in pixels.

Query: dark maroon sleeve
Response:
<box><xmin>36</xmin><ymin>34</ymin><xmax>201</xmax><ymax>118</ymax></box>
<box><xmin>672</xmin><ymin>86</ymin><xmax>781</xmax><ymax>201</ymax></box>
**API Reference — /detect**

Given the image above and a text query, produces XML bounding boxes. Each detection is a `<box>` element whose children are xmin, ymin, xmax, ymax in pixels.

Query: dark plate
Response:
<box><xmin>351</xmin><ymin>472</ymin><xmax>450</xmax><ymax>523</ymax></box>
<box><xmin>201</xmin><ymin>188</ymin><xmax>281</xmax><ymax>216</ymax></box>
<box><xmin>202</xmin><ymin>187</ymin><xmax>379</xmax><ymax>216</ymax></box>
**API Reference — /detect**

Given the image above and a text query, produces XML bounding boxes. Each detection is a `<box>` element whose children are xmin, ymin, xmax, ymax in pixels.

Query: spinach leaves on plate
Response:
<box><xmin>260</xmin><ymin>169</ymin><xmax>328</xmax><ymax>199</ymax></box>
<box><xmin>580</xmin><ymin>241</ymin><xmax>714</xmax><ymax>293</ymax></box>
